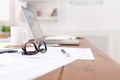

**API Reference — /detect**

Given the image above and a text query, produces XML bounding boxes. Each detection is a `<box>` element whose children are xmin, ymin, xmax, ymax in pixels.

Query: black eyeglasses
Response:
<box><xmin>22</xmin><ymin>40</ymin><xmax>47</xmax><ymax>55</ymax></box>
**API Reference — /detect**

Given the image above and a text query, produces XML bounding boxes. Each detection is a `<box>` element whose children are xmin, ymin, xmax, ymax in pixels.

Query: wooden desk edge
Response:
<box><xmin>35</xmin><ymin>37</ymin><xmax>120</xmax><ymax>80</ymax></box>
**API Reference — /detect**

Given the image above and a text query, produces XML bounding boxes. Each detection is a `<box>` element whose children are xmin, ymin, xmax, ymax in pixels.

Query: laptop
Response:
<box><xmin>21</xmin><ymin>6</ymin><xmax>80</xmax><ymax>46</ymax></box>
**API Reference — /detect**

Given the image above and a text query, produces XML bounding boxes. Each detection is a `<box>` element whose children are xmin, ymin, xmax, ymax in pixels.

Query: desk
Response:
<box><xmin>35</xmin><ymin>38</ymin><xmax>120</xmax><ymax>80</ymax></box>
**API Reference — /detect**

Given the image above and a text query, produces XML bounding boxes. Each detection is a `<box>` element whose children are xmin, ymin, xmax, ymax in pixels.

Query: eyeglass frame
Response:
<box><xmin>22</xmin><ymin>40</ymin><xmax>47</xmax><ymax>55</ymax></box>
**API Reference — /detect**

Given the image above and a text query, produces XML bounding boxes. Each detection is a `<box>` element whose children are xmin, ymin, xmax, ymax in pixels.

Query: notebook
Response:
<box><xmin>21</xmin><ymin>6</ymin><xmax>80</xmax><ymax>45</ymax></box>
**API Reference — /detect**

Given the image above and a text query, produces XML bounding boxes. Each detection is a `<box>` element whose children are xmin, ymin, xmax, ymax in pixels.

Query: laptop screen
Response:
<box><xmin>21</xmin><ymin>6</ymin><xmax>44</xmax><ymax>41</ymax></box>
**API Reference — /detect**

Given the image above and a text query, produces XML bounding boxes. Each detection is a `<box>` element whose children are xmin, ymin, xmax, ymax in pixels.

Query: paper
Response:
<box><xmin>0</xmin><ymin>42</ymin><xmax>8</xmax><ymax>48</ymax></box>
<box><xmin>60</xmin><ymin>47</ymin><xmax>95</xmax><ymax>60</ymax></box>
<box><xmin>0</xmin><ymin>47</ymin><xmax>95</xmax><ymax>80</ymax></box>
<box><xmin>9</xmin><ymin>47</ymin><xmax>95</xmax><ymax>60</ymax></box>
<box><xmin>0</xmin><ymin>38</ymin><xmax>10</xmax><ymax>48</ymax></box>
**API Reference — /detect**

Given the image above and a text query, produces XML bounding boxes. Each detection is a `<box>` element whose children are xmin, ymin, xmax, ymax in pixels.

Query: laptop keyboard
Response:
<box><xmin>45</xmin><ymin>39</ymin><xmax>80</xmax><ymax>45</ymax></box>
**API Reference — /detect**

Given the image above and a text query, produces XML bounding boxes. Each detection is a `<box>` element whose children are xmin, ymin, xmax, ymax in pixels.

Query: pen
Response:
<box><xmin>0</xmin><ymin>49</ymin><xmax>18</xmax><ymax>54</ymax></box>
<box><xmin>61</xmin><ymin>49</ymin><xmax>70</xmax><ymax>57</ymax></box>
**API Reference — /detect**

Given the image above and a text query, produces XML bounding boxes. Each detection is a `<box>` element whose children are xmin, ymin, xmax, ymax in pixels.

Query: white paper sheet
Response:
<box><xmin>0</xmin><ymin>47</ymin><xmax>95</xmax><ymax>80</ymax></box>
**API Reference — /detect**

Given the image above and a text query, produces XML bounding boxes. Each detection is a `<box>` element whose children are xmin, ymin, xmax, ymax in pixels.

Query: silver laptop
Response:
<box><xmin>21</xmin><ymin>6</ymin><xmax>80</xmax><ymax>45</ymax></box>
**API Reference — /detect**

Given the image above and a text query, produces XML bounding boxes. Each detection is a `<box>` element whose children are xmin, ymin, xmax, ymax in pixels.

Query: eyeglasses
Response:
<box><xmin>22</xmin><ymin>40</ymin><xmax>47</xmax><ymax>55</ymax></box>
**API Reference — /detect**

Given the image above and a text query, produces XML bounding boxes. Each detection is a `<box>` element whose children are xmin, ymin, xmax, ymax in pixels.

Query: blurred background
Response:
<box><xmin>0</xmin><ymin>0</ymin><xmax>120</xmax><ymax>63</ymax></box>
